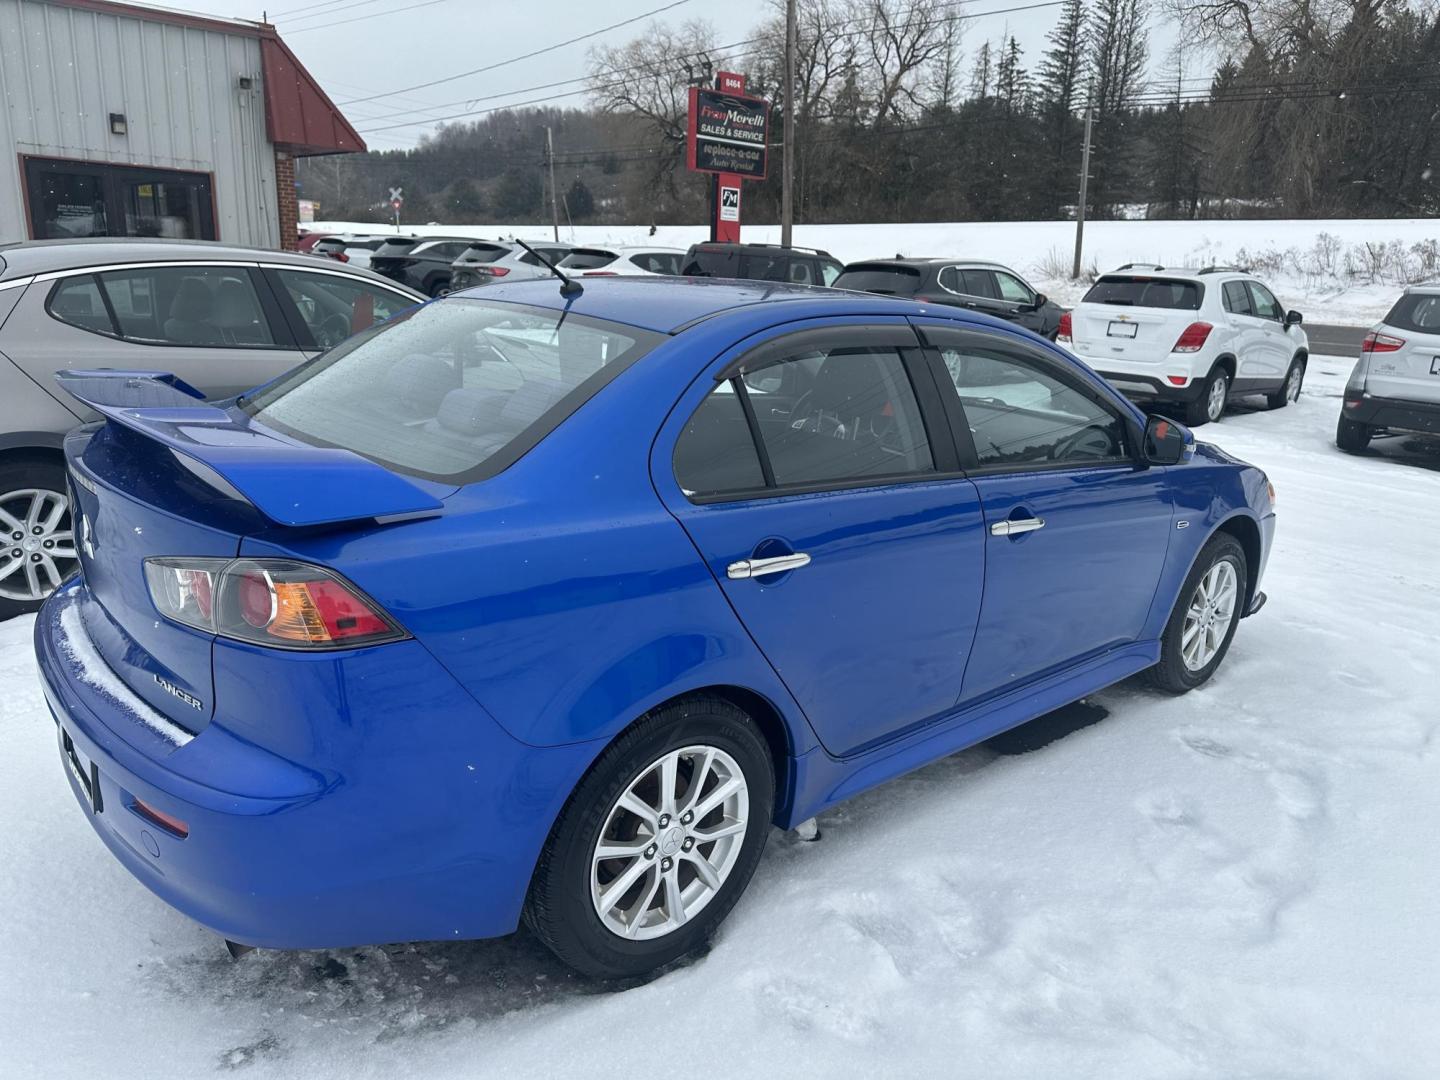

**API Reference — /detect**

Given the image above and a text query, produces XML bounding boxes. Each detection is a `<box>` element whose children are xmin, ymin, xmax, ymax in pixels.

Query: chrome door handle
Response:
<box><xmin>991</xmin><ymin>517</ymin><xmax>1045</xmax><ymax>537</ymax></box>
<box><xmin>726</xmin><ymin>552</ymin><xmax>811</xmax><ymax>580</ymax></box>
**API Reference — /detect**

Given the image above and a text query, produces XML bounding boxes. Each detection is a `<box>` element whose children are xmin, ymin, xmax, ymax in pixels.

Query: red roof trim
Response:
<box><xmin>260</xmin><ymin>35</ymin><xmax>367</xmax><ymax>156</ymax></box>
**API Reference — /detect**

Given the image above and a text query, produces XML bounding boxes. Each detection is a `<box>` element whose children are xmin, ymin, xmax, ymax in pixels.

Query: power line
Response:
<box><xmin>335</xmin><ymin>0</ymin><xmax>697</xmax><ymax>105</ymax></box>
<box><xmin>350</xmin><ymin>0</ymin><xmax>1068</xmax><ymax>133</ymax></box>
<box><xmin>286</xmin><ymin>0</ymin><xmax>455</xmax><ymax>34</ymax></box>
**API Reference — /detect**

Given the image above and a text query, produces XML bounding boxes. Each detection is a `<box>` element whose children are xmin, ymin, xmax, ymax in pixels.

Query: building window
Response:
<box><xmin>24</xmin><ymin>157</ymin><xmax>216</xmax><ymax>242</ymax></box>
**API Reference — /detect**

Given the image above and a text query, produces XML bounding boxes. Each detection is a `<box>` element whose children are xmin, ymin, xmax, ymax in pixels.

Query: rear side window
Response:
<box><xmin>672</xmin><ymin>384</ymin><xmax>766</xmax><ymax>496</ymax></box>
<box><xmin>835</xmin><ymin>266</ymin><xmax>922</xmax><ymax>295</ymax></box>
<box><xmin>1084</xmin><ymin>276</ymin><xmax>1202</xmax><ymax>310</ymax></box>
<box><xmin>245</xmin><ymin>300</ymin><xmax>664</xmax><ymax>483</ymax></box>
<box><xmin>739</xmin><ymin>254</ymin><xmax>787</xmax><ymax>282</ymax></box>
<box><xmin>1384</xmin><ymin>292</ymin><xmax>1440</xmax><ymax>333</ymax></box>
<box><xmin>47</xmin><ymin>275</ymin><xmax>116</xmax><ymax>336</ymax></box>
<box><xmin>1222</xmin><ymin>281</ymin><xmax>1252</xmax><ymax>315</ymax></box>
<box><xmin>959</xmin><ymin>269</ymin><xmax>998</xmax><ymax>298</ymax></box>
<box><xmin>99</xmin><ymin>266</ymin><xmax>276</xmax><ymax>347</ymax></box>
<box><xmin>672</xmin><ymin>333</ymin><xmax>934</xmax><ymax>498</ymax></box>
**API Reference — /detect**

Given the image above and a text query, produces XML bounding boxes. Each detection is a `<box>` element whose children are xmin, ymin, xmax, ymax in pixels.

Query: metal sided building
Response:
<box><xmin>0</xmin><ymin>0</ymin><xmax>364</xmax><ymax>248</ymax></box>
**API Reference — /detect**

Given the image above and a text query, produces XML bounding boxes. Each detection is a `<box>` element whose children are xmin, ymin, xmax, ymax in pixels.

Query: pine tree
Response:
<box><xmin>1036</xmin><ymin>0</ymin><xmax>1087</xmax><ymax>213</ymax></box>
<box><xmin>970</xmin><ymin>41</ymin><xmax>993</xmax><ymax>100</ymax></box>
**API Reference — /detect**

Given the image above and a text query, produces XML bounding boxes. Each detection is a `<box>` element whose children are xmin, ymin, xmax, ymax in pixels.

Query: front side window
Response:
<box><xmin>1246</xmin><ymin>282</ymin><xmax>1283</xmax><ymax>321</ymax></box>
<box><xmin>93</xmin><ymin>266</ymin><xmax>275</xmax><ymax>347</ymax></box>
<box><xmin>673</xmin><ymin>333</ymin><xmax>934</xmax><ymax>498</ymax></box>
<box><xmin>820</xmin><ymin>261</ymin><xmax>843</xmax><ymax>286</ymax></box>
<box><xmin>994</xmin><ymin>271</ymin><xmax>1033</xmax><ymax>304</ymax></box>
<box><xmin>274</xmin><ymin>269</ymin><xmax>414</xmax><ymax>350</ymax></box>
<box><xmin>933</xmin><ymin>331</ymin><xmax>1128</xmax><ymax>469</ymax></box>
<box><xmin>245</xmin><ymin>299</ymin><xmax>664</xmax><ymax>483</ymax></box>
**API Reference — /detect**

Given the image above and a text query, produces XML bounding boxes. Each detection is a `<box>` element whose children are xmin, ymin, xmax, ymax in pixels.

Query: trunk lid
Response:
<box><xmin>1071</xmin><ymin>274</ymin><xmax>1203</xmax><ymax>364</ymax></box>
<box><xmin>1370</xmin><ymin>295</ymin><xmax>1440</xmax><ymax>404</ymax></box>
<box><xmin>56</xmin><ymin>370</ymin><xmax>446</xmax><ymax>737</ymax></box>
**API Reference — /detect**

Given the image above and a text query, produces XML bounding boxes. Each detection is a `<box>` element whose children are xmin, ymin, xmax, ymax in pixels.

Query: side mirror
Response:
<box><xmin>1285</xmin><ymin>309</ymin><xmax>1303</xmax><ymax>328</ymax></box>
<box><xmin>1028</xmin><ymin>292</ymin><xmax>1048</xmax><ymax>311</ymax></box>
<box><xmin>1144</xmin><ymin>414</ymin><xmax>1190</xmax><ymax>465</ymax></box>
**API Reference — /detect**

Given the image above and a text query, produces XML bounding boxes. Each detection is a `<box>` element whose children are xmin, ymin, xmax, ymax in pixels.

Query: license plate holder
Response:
<box><xmin>1107</xmin><ymin>321</ymin><xmax>1138</xmax><ymax>339</ymax></box>
<box><xmin>61</xmin><ymin>728</ymin><xmax>103</xmax><ymax>814</ymax></box>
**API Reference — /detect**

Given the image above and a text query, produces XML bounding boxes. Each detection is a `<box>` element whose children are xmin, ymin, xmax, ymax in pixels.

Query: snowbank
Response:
<box><xmin>312</xmin><ymin>217</ymin><xmax>1440</xmax><ymax>325</ymax></box>
<box><xmin>3</xmin><ymin>361</ymin><xmax>1439</xmax><ymax>1076</ymax></box>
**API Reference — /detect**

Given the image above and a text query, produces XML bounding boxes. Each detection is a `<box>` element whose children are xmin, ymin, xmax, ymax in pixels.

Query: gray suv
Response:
<box><xmin>0</xmin><ymin>239</ymin><xmax>423</xmax><ymax>617</ymax></box>
<box><xmin>1339</xmin><ymin>284</ymin><xmax>1440</xmax><ymax>453</ymax></box>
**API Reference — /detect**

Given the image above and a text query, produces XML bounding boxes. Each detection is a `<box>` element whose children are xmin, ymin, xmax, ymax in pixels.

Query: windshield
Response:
<box><xmin>244</xmin><ymin>299</ymin><xmax>665</xmax><ymax>484</ymax></box>
<box><xmin>559</xmin><ymin>249</ymin><xmax>617</xmax><ymax>270</ymax></box>
<box><xmin>1083</xmin><ymin>275</ymin><xmax>1203</xmax><ymax>310</ymax></box>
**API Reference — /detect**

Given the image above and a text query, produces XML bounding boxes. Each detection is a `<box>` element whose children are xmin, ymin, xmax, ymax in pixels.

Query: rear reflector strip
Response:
<box><xmin>131</xmin><ymin>797</ymin><xmax>189</xmax><ymax>838</ymax></box>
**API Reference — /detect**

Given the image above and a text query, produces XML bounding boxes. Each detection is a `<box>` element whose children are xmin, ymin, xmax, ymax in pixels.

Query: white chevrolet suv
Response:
<box><xmin>1059</xmin><ymin>265</ymin><xmax>1309</xmax><ymax>425</ymax></box>
<box><xmin>1338</xmin><ymin>284</ymin><xmax>1440</xmax><ymax>452</ymax></box>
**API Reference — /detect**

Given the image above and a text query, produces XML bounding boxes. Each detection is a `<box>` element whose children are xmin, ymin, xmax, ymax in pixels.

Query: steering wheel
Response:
<box><xmin>788</xmin><ymin>389</ymin><xmax>848</xmax><ymax>438</ymax></box>
<box><xmin>1048</xmin><ymin>423</ymin><xmax>1117</xmax><ymax>462</ymax></box>
<box><xmin>316</xmin><ymin>313</ymin><xmax>352</xmax><ymax>349</ymax></box>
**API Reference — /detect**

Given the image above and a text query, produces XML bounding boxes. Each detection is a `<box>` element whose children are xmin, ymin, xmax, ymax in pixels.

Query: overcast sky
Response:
<box><xmin>171</xmin><ymin>0</ymin><xmax>1174</xmax><ymax>150</ymax></box>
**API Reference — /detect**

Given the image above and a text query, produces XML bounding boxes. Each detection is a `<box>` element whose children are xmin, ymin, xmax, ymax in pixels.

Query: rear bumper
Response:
<box><xmin>1344</xmin><ymin>393</ymin><xmax>1440</xmax><ymax>436</ymax></box>
<box><xmin>35</xmin><ymin>580</ymin><xmax>602</xmax><ymax>950</ymax></box>
<box><xmin>1071</xmin><ymin>353</ymin><xmax>1203</xmax><ymax>402</ymax></box>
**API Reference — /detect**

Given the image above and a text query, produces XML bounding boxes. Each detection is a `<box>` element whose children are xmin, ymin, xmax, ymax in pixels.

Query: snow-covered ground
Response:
<box><xmin>3</xmin><ymin>360</ymin><xmax>1439</xmax><ymax>1078</ymax></box>
<box><xmin>312</xmin><ymin>216</ymin><xmax>1440</xmax><ymax>325</ymax></box>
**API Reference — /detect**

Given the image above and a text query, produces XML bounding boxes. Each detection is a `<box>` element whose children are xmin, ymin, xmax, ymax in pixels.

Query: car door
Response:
<box><xmin>940</xmin><ymin>266</ymin><xmax>1013</xmax><ymax>321</ymax></box>
<box><xmin>1219</xmin><ymin>278</ymin><xmax>1262</xmax><ymax>374</ymax></box>
<box><xmin>992</xmin><ymin>269</ymin><xmax>1045</xmax><ymax>334</ymax></box>
<box><xmin>653</xmin><ymin>319</ymin><xmax>987</xmax><ymax>757</ymax></box>
<box><xmin>1243</xmin><ymin>281</ymin><xmax>1292</xmax><ymax>385</ymax></box>
<box><xmin>916</xmin><ymin>321</ymin><xmax>1174</xmax><ymax>703</ymax></box>
<box><xmin>265</xmin><ymin>266</ymin><xmax>421</xmax><ymax>358</ymax></box>
<box><xmin>28</xmin><ymin>263</ymin><xmax>306</xmax><ymax>403</ymax></box>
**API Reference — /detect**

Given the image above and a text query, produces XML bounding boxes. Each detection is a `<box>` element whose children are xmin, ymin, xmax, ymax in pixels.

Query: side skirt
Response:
<box><xmin>780</xmin><ymin>641</ymin><xmax>1161</xmax><ymax>829</ymax></box>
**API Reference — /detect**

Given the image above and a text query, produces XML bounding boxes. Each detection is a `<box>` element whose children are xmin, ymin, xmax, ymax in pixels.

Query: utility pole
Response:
<box><xmin>1072</xmin><ymin>107</ymin><xmax>1094</xmax><ymax>280</ymax></box>
<box><xmin>545</xmin><ymin>125</ymin><xmax>560</xmax><ymax>242</ymax></box>
<box><xmin>780</xmin><ymin>0</ymin><xmax>797</xmax><ymax>248</ymax></box>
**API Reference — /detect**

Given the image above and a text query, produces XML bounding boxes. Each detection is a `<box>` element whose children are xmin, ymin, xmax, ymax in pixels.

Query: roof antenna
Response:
<box><xmin>515</xmin><ymin>239</ymin><xmax>581</xmax><ymax>297</ymax></box>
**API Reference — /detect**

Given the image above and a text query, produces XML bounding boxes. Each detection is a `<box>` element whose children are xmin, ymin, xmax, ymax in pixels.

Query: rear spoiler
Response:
<box><xmin>56</xmin><ymin>370</ymin><xmax>444</xmax><ymax>528</ymax></box>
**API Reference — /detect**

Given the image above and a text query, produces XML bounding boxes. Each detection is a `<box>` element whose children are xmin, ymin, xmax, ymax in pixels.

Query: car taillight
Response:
<box><xmin>474</xmin><ymin>265</ymin><xmax>509</xmax><ymax>277</ymax></box>
<box><xmin>1171</xmin><ymin>322</ymin><xmax>1213</xmax><ymax>353</ymax></box>
<box><xmin>145</xmin><ymin>558</ymin><xmax>405</xmax><ymax>649</ymax></box>
<box><xmin>1361</xmin><ymin>331</ymin><xmax>1404</xmax><ymax>353</ymax></box>
<box><xmin>1057</xmin><ymin>311</ymin><xmax>1072</xmax><ymax>342</ymax></box>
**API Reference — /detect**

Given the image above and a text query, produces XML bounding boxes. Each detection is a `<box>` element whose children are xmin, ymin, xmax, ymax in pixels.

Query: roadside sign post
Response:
<box><xmin>687</xmin><ymin>71</ymin><xmax>768</xmax><ymax>244</ymax></box>
<box><xmin>389</xmin><ymin>186</ymin><xmax>404</xmax><ymax>232</ymax></box>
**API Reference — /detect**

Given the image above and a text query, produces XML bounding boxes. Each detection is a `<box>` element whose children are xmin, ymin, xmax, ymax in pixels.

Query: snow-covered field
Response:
<box><xmin>313</xmin><ymin>216</ymin><xmax>1440</xmax><ymax>325</ymax></box>
<box><xmin>3</xmin><ymin>361</ymin><xmax>1439</xmax><ymax>1078</ymax></box>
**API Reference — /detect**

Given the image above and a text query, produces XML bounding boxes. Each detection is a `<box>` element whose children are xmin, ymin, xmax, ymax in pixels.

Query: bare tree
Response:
<box><xmin>848</xmin><ymin>0</ymin><xmax>955</xmax><ymax>127</ymax></box>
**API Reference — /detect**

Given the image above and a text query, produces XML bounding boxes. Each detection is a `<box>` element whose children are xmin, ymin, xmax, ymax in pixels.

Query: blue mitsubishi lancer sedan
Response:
<box><xmin>34</xmin><ymin>274</ymin><xmax>1275</xmax><ymax>979</ymax></box>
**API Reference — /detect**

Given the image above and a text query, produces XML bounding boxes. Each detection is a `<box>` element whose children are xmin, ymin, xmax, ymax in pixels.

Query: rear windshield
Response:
<box><xmin>559</xmin><ymin>249</ymin><xmax>617</xmax><ymax>270</ymax></box>
<box><xmin>834</xmin><ymin>266</ymin><xmax>923</xmax><ymax>295</ymax></box>
<box><xmin>372</xmin><ymin>239</ymin><xmax>418</xmax><ymax>257</ymax></box>
<box><xmin>1383</xmin><ymin>292</ymin><xmax>1440</xmax><ymax>333</ymax></box>
<box><xmin>1083</xmin><ymin>275</ymin><xmax>1203</xmax><ymax>310</ymax></box>
<box><xmin>456</xmin><ymin>243</ymin><xmax>508</xmax><ymax>264</ymax></box>
<box><xmin>243</xmin><ymin>300</ymin><xmax>665</xmax><ymax>484</ymax></box>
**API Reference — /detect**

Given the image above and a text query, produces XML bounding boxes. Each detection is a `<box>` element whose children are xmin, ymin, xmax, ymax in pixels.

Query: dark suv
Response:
<box><xmin>369</xmin><ymin>236</ymin><xmax>477</xmax><ymax>297</ymax></box>
<box><xmin>834</xmin><ymin>258</ymin><xmax>1064</xmax><ymax>339</ymax></box>
<box><xmin>681</xmin><ymin>242</ymin><xmax>844</xmax><ymax>286</ymax></box>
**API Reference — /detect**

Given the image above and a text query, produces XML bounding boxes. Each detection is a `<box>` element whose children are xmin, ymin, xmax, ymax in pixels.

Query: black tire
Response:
<box><xmin>1336</xmin><ymin>415</ymin><xmax>1372</xmax><ymax>453</ymax></box>
<box><xmin>0</xmin><ymin>456</ymin><xmax>72</xmax><ymax>621</ymax></box>
<box><xmin>524</xmin><ymin>696</ymin><xmax>775</xmax><ymax>980</ymax></box>
<box><xmin>1147</xmin><ymin>532</ymin><xmax>1248</xmax><ymax>695</ymax></box>
<box><xmin>1266</xmin><ymin>358</ymin><xmax>1305</xmax><ymax>410</ymax></box>
<box><xmin>426</xmin><ymin>276</ymin><xmax>451</xmax><ymax>298</ymax></box>
<box><xmin>1183</xmin><ymin>366</ymin><xmax>1229</xmax><ymax>427</ymax></box>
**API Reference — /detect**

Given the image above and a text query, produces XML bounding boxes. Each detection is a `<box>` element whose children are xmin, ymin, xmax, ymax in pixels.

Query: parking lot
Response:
<box><xmin>3</xmin><ymin>357</ymin><xmax>1437</xmax><ymax>1079</ymax></box>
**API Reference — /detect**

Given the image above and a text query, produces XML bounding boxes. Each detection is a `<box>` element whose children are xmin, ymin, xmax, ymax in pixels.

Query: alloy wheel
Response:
<box><xmin>1207</xmin><ymin>373</ymin><xmax>1229</xmax><ymax>422</ymax></box>
<box><xmin>0</xmin><ymin>488</ymin><xmax>76</xmax><ymax>602</ymax></box>
<box><xmin>590</xmin><ymin>744</ymin><xmax>749</xmax><ymax>941</ymax></box>
<box><xmin>1181</xmin><ymin>560</ymin><xmax>1238</xmax><ymax>671</ymax></box>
